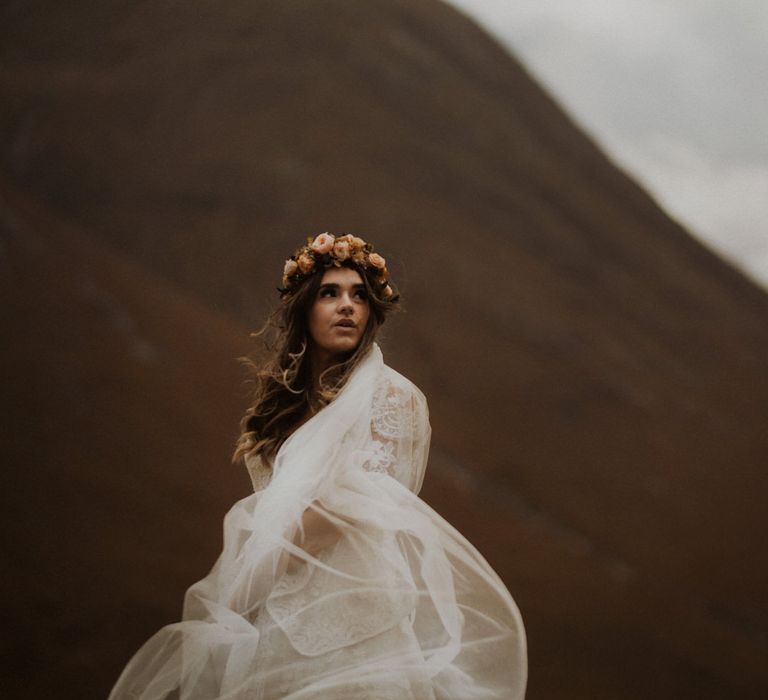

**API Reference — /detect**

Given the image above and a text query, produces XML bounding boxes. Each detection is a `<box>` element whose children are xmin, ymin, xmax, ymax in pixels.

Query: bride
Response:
<box><xmin>109</xmin><ymin>233</ymin><xmax>527</xmax><ymax>699</ymax></box>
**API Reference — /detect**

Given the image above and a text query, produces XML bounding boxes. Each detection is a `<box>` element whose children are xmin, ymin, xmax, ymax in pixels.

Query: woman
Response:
<box><xmin>109</xmin><ymin>233</ymin><xmax>527</xmax><ymax>699</ymax></box>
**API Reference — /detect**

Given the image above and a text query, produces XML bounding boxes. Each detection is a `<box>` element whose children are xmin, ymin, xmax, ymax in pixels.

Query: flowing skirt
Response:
<box><xmin>108</xmin><ymin>468</ymin><xmax>526</xmax><ymax>699</ymax></box>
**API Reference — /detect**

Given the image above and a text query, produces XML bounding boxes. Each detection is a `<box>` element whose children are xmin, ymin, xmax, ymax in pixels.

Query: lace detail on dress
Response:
<box><xmin>360</xmin><ymin>374</ymin><xmax>429</xmax><ymax>493</ymax></box>
<box><xmin>371</xmin><ymin>381</ymin><xmax>412</xmax><ymax>439</ymax></box>
<box><xmin>265</xmin><ymin>535</ymin><xmax>417</xmax><ymax>657</ymax></box>
<box><xmin>364</xmin><ymin>439</ymin><xmax>397</xmax><ymax>475</ymax></box>
<box><xmin>361</xmin><ymin>380</ymin><xmax>413</xmax><ymax>484</ymax></box>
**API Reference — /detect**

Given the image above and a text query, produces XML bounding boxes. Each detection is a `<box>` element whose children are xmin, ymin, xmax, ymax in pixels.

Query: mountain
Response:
<box><xmin>1</xmin><ymin>1</ymin><xmax>767</xmax><ymax>698</ymax></box>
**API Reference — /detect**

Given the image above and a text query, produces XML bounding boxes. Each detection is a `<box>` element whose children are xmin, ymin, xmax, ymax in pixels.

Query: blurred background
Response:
<box><xmin>1</xmin><ymin>1</ymin><xmax>766</xmax><ymax>698</ymax></box>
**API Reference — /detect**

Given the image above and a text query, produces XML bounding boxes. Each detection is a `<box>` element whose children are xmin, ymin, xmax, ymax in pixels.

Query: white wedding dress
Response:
<box><xmin>108</xmin><ymin>345</ymin><xmax>527</xmax><ymax>699</ymax></box>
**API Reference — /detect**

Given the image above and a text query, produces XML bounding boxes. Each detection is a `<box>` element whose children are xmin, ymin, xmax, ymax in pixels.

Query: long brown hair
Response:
<box><xmin>233</xmin><ymin>260</ymin><xmax>399</xmax><ymax>464</ymax></box>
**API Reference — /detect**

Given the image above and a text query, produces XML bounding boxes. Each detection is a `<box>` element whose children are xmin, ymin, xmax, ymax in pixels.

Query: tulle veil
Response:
<box><xmin>108</xmin><ymin>344</ymin><xmax>526</xmax><ymax>699</ymax></box>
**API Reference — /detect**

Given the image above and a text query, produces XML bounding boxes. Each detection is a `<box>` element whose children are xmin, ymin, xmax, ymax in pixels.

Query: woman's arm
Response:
<box><xmin>284</xmin><ymin>500</ymin><xmax>349</xmax><ymax>574</ymax></box>
<box><xmin>293</xmin><ymin>501</ymin><xmax>343</xmax><ymax>557</ymax></box>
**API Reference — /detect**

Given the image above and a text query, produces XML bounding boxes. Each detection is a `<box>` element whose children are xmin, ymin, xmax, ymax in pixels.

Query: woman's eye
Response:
<box><xmin>319</xmin><ymin>288</ymin><xmax>336</xmax><ymax>298</ymax></box>
<box><xmin>355</xmin><ymin>290</ymin><xmax>368</xmax><ymax>300</ymax></box>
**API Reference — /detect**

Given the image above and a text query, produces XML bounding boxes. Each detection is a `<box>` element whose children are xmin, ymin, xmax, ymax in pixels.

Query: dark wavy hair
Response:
<box><xmin>233</xmin><ymin>259</ymin><xmax>399</xmax><ymax>464</ymax></box>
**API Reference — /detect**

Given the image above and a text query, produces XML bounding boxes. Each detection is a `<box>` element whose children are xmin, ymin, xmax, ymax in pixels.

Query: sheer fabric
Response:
<box><xmin>109</xmin><ymin>344</ymin><xmax>526</xmax><ymax>699</ymax></box>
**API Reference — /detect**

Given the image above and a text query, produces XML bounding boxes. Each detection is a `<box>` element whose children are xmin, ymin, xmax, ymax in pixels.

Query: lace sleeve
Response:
<box><xmin>362</xmin><ymin>372</ymin><xmax>431</xmax><ymax>494</ymax></box>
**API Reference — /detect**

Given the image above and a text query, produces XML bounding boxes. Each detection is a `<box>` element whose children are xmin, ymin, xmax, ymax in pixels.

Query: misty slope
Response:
<box><xmin>2</xmin><ymin>0</ymin><xmax>768</xmax><ymax>698</ymax></box>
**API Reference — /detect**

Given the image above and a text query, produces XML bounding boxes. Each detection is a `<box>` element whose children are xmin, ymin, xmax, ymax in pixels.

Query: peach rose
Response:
<box><xmin>333</xmin><ymin>239</ymin><xmax>351</xmax><ymax>261</ymax></box>
<box><xmin>349</xmin><ymin>236</ymin><xmax>365</xmax><ymax>253</ymax></box>
<box><xmin>368</xmin><ymin>253</ymin><xmax>386</xmax><ymax>270</ymax></box>
<box><xmin>382</xmin><ymin>284</ymin><xmax>394</xmax><ymax>298</ymax></box>
<box><xmin>283</xmin><ymin>258</ymin><xmax>298</xmax><ymax>279</ymax></box>
<box><xmin>310</xmin><ymin>232</ymin><xmax>335</xmax><ymax>255</ymax></box>
<box><xmin>297</xmin><ymin>251</ymin><xmax>315</xmax><ymax>274</ymax></box>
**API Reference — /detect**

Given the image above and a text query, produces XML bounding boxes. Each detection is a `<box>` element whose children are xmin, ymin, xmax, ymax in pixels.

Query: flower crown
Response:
<box><xmin>280</xmin><ymin>233</ymin><xmax>395</xmax><ymax>299</ymax></box>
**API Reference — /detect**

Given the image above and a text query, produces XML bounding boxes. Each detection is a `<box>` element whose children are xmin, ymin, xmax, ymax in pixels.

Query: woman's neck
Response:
<box><xmin>308</xmin><ymin>348</ymin><xmax>343</xmax><ymax>391</ymax></box>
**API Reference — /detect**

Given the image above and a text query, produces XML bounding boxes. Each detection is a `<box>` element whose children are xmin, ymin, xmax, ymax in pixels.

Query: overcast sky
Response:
<box><xmin>447</xmin><ymin>0</ymin><xmax>768</xmax><ymax>289</ymax></box>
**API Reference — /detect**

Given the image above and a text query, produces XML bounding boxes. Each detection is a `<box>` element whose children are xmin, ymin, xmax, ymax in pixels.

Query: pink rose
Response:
<box><xmin>368</xmin><ymin>253</ymin><xmax>386</xmax><ymax>270</ymax></box>
<box><xmin>333</xmin><ymin>239</ymin><xmax>351</xmax><ymax>261</ymax></box>
<box><xmin>310</xmin><ymin>232</ymin><xmax>335</xmax><ymax>255</ymax></box>
<box><xmin>283</xmin><ymin>258</ymin><xmax>298</xmax><ymax>278</ymax></box>
<box><xmin>297</xmin><ymin>252</ymin><xmax>315</xmax><ymax>274</ymax></box>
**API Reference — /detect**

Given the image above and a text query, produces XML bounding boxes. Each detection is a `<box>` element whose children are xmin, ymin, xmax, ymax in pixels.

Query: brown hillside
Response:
<box><xmin>0</xmin><ymin>182</ymin><xmax>248</xmax><ymax>697</ymax></box>
<box><xmin>4</xmin><ymin>179</ymin><xmax>762</xmax><ymax>700</ymax></box>
<box><xmin>1</xmin><ymin>0</ymin><xmax>768</xmax><ymax>698</ymax></box>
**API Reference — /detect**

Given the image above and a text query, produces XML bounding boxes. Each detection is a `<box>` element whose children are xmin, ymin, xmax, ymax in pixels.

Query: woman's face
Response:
<box><xmin>307</xmin><ymin>266</ymin><xmax>371</xmax><ymax>366</ymax></box>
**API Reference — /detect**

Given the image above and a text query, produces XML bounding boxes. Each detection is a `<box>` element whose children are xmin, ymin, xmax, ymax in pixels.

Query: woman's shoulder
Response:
<box><xmin>378</xmin><ymin>364</ymin><xmax>427</xmax><ymax>404</ymax></box>
<box><xmin>373</xmin><ymin>365</ymin><xmax>430</xmax><ymax>430</ymax></box>
<box><xmin>369</xmin><ymin>364</ymin><xmax>431</xmax><ymax>445</ymax></box>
